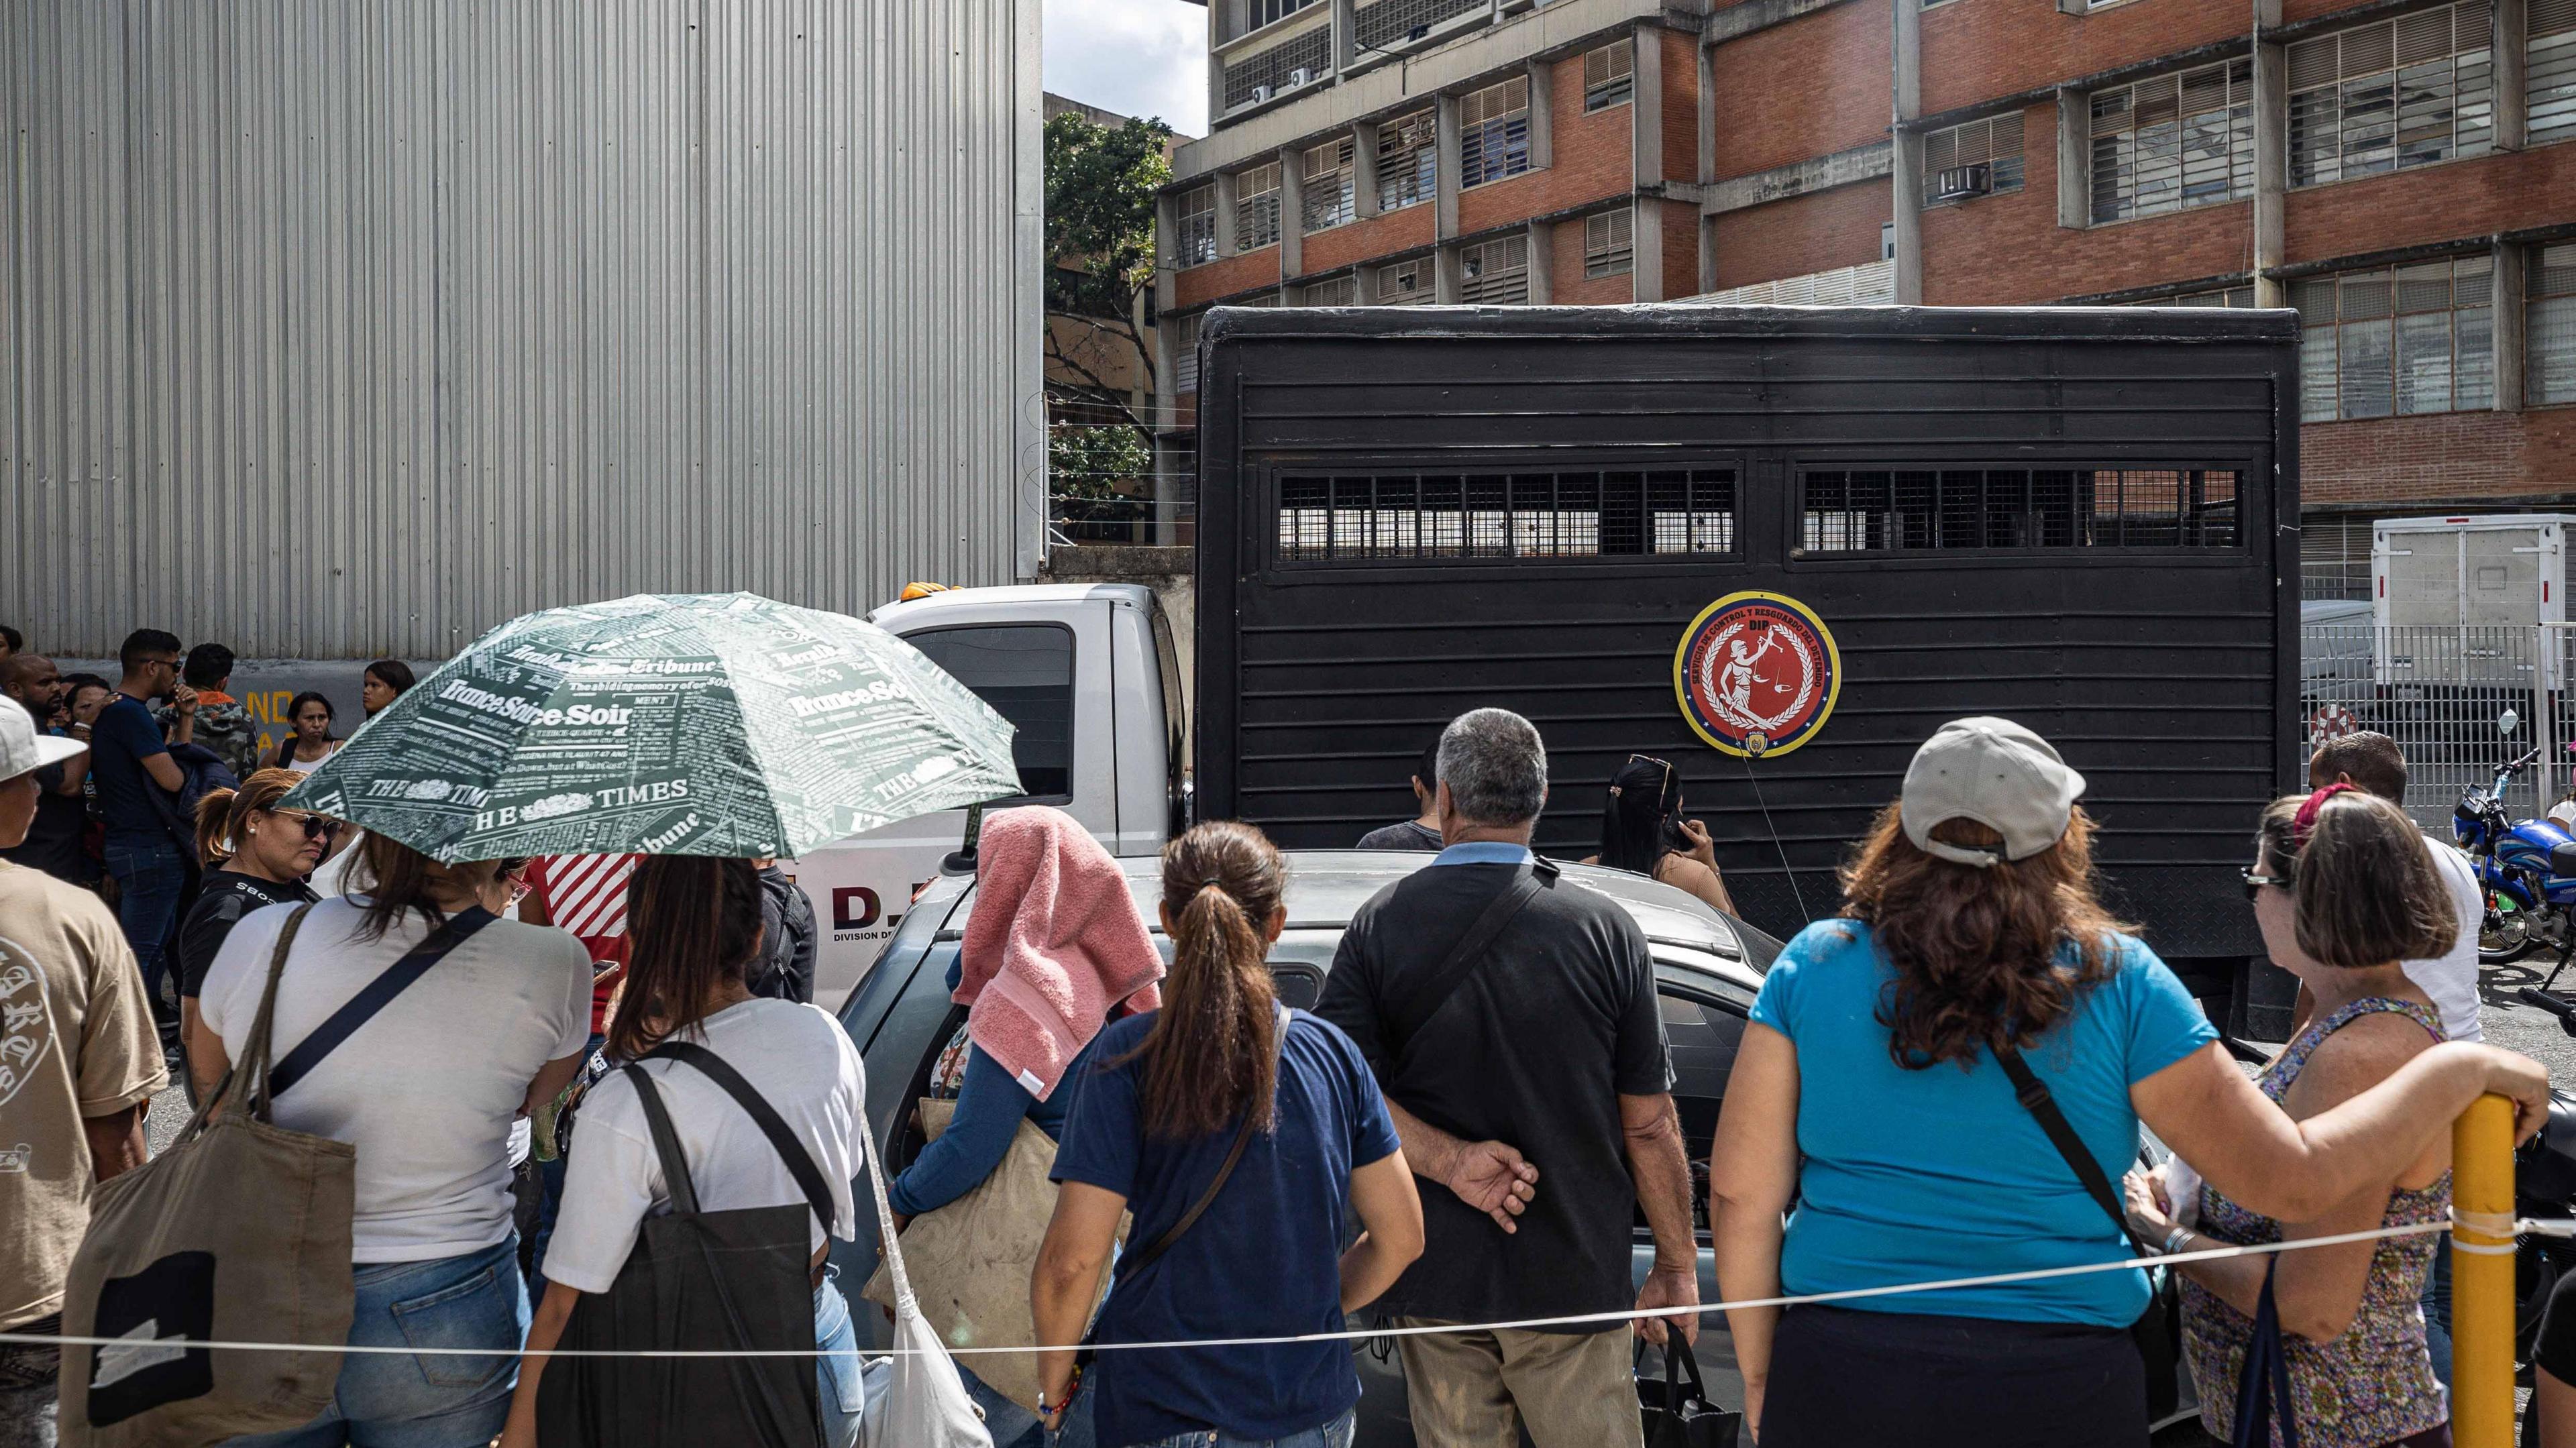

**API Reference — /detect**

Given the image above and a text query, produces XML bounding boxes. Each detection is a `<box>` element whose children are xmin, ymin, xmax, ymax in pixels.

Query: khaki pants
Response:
<box><xmin>1395</xmin><ymin>1318</ymin><xmax>1642</xmax><ymax>1448</ymax></box>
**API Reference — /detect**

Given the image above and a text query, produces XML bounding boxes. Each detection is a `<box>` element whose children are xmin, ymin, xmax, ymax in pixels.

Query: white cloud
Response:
<box><xmin>1045</xmin><ymin>0</ymin><xmax>1209</xmax><ymax>137</ymax></box>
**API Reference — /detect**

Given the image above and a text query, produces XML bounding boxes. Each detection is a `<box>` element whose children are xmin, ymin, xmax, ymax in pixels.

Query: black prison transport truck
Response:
<box><xmin>1190</xmin><ymin>304</ymin><xmax>2300</xmax><ymax>1026</ymax></box>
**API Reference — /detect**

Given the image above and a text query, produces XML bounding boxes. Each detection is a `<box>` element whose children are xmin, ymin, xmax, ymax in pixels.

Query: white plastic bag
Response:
<box><xmin>856</xmin><ymin>1125</ymin><xmax>994</xmax><ymax>1448</ymax></box>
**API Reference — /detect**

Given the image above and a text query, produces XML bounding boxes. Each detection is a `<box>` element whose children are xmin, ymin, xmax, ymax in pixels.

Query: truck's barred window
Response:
<box><xmin>1799</xmin><ymin>468</ymin><xmax>2239</xmax><ymax>551</ymax></box>
<box><xmin>1275</xmin><ymin>470</ymin><xmax>1736</xmax><ymax>563</ymax></box>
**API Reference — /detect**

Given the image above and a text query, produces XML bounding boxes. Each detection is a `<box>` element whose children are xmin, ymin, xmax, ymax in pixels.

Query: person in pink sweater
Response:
<box><xmin>888</xmin><ymin>805</ymin><xmax>1165</xmax><ymax>1448</ymax></box>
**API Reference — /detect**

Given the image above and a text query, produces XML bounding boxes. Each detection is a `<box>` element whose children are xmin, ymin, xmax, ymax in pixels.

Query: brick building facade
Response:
<box><xmin>1150</xmin><ymin>0</ymin><xmax>2576</xmax><ymax>569</ymax></box>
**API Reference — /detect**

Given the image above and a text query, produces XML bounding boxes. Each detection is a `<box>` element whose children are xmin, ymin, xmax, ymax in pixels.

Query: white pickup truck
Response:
<box><xmin>790</xmin><ymin>582</ymin><xmax>1189</xmax><ymax>1003</ymax></box>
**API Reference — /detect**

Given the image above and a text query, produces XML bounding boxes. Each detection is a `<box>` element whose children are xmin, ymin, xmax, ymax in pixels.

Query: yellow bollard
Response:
<box><xmin>2452</xmin><ymin>1093</ymin><xmax>2517</xmax><ymax>1448</ymax></box>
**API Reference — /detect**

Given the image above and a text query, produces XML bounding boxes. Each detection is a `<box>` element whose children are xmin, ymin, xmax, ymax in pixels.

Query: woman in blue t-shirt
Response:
<box><xmin>1032</xmin><ymin>821</ymin><xmax>1426</xmax><ymax>1448</ymax></box>
<box><xmin>1710</xmin><ymin>717</ymin><xmax>2548</xmax><ymax>1448</ymax></box>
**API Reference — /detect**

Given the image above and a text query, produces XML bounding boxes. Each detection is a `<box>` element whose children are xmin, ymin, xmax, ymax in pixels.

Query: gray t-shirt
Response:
<box><xmin>1354</xmin><ymin>820</ymin><xmax>1443</xmax><ymax>852</ymax></box>
<box><xmin>202</xmin><ymin>897</ymin><xmax>592</xmax><ymax>1261</ymax></box>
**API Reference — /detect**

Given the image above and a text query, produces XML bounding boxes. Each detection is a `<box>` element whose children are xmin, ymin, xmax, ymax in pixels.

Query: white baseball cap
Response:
<box><xmin>1</xmin><ymin>696</ymin><xmax>87</xmax><ymax>781</ymax></box>
<box><xmin>1899</xmin><ymin>716</ymin><xmax>2086</xmax><ymax>867</ymax></box>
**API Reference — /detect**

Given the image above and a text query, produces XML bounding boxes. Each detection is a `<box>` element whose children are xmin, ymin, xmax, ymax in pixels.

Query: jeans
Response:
<box><xmin>103</xmin><ymin>838</ymin><xmax>187</xmax><ymax>1017</ymax></box>
<box><xmin>815</xmin><ymin>1268</ymin><xmax>867</xmax><ymax>1448</ymax></box>
<box><xmin>1057</xmin><ymin>1407</ymin><xmax>1356</xmax><ymax>1448</ymax></box>
<box><xmin>961</xmin><ymin>1361</ymin><xmax>1044</xmax><ymax>1448</ymax></box>
<box><xmin>2421</xmin><ymin>1245</ymin><xmax>2453</xmax><ymax>1388</ymax></box>
<box><xmin>221</xmin><ymin>1236</ymin><xmax>529</xmax><ymax>1448</ymax></box>
<box><xmin>0</xmin><ymin>1316</ymin><xmax>61</xmax><ymax>1448</ymax></box>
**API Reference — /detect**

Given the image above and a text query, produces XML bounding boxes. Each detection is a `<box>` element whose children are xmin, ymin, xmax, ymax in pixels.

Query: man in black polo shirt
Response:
<box><xmin>1318</xmin><ymin>708</ymin><xmax>1697</xmax><ymax>1448</ymax></box>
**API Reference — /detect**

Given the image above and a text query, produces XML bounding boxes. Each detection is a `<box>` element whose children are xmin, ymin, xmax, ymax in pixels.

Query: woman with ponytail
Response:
<box><xmin>172</xmin><ymin>768</ymin><xmax>327</xmax><ymax>1097</ymax></box>
<box><xmin>501</xmin><ymin>855</ymin><xmax>871</xmax><ymax>1448</ymax></box>
<box><xmin>1033</xmin><ymin>821</ymin><xmax>1426</xmax><ymax>1448</ymax></box>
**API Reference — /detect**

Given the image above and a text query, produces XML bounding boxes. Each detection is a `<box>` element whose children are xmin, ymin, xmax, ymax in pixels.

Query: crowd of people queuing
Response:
<box><xmin>0</xmin><ymin>613</ymin><xmax>2568</xmax><ymax>1448</ymax></box>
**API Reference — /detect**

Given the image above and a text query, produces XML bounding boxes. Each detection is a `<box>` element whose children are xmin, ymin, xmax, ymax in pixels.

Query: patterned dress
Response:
<box><xmin>2184</xmin><ymin>997</ymin><xmax>2451</xmax><ymax>1448</ymax></box>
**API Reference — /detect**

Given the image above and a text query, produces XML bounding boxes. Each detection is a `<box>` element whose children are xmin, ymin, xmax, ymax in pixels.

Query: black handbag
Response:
<box><xmin>535</xmin><ymin>1045</ymin><xmax>840</xmax><ymax>1448</ymax></box>
<box><xmin>1993</xmin><ymin>1046</ymin><xmax>2183</xmax><ymax>1422</ymax></box>
<box><xmin>2230</xmin><ymin>1260</ymin><xmax>2302</xmax><ymax>1448</ymax></box>
<box><xmin>1637</xmin><ymin>1340</ymin><xmax>1740</xmax><ymax>1448</ymax></box>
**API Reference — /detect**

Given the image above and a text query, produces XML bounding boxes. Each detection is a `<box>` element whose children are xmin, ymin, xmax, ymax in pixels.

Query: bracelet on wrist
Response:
<box><xmin>2162</xmin><ymin>1225</ymin><xmax>2193</xmax><ymax>1256</ymax></box>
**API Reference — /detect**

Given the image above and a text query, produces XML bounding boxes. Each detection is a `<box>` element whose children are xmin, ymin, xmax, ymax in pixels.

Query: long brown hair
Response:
<box><xmin>2254</xmin><ymin>789</ymin><xmax>2456</xmax><ymax>969</ymax></box>
<box><xmin>606</xmin><ymin>856</ymin><xmax>765</xmax><ymax>1063</ymax></box>
<box><xmin>348</xmin><ymin>832</ymin><xmax>495</xmax><ymax>942</ymax></box>
<box><xmin>1133</xmin><ymin>822</ymin><xmax>1284</xmax><ymax>1140</ymax></box>
<box><xmin>193</xmin><ymin>767</ymin><xmax>303</xmax><ymax>867</ymax></box>
<box><xmin>1841</xmin><ymin>802</ymin><xmax>2126</xmax><ymax>1070</ymax></box>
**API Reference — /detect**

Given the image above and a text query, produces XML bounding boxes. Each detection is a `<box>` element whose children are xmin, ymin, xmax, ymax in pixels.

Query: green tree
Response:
<box><xmin>1044</xmin><ymin>109</ymin><xmax>1171</xmax><ymax>535</ymax></box>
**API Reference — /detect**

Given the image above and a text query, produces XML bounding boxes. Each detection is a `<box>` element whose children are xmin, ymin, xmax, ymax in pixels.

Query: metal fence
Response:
<box><xmin>2300</xmin><ymin>623</ymin><xmax>2574</xmax><ymax>828</ymax></box>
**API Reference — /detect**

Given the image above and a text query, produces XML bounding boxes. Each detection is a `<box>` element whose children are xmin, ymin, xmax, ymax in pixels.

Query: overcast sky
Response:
<box><xmin>1046</xmin><ymin>0</ymin><xmax>1209</xmax><ymax>136</ymax></box>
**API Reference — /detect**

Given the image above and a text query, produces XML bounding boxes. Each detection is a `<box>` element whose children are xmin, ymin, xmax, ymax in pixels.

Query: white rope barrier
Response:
<box><xmin>5</xmin><ymin>1211</ymin><xmax>2561</xmax><ymax>1361</ymax></box>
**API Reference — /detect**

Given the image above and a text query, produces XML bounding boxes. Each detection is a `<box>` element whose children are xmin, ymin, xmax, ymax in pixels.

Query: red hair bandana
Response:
<box><xmin>2291</xmin><ymin>781</ymin><xmax>2361</xmax><ymax>848</ymax></box>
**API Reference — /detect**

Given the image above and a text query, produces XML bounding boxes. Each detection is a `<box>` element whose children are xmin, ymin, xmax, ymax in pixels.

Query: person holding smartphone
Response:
<box><xmin>1587</xmin><ymin>755</ymin><xmax>1736</xmax><ymax>916</ymax></box>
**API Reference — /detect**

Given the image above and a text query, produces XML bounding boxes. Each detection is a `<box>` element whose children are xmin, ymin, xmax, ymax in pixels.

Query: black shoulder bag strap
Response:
<box><xmin>1121</xmin><ymin>1102</ymin><xmax>1260</xmax><ymax>1284</ymax></box>
<box><xmin>263</xmin><ymin>906</ymin><xmax>498</xmax><ymax>1102</ymax></box>
<box><xmin>1991</xmin><ymin>1044</ymin><xmax>2145</xmax><ymax>1252</ymax></box>
<box><xmin>1385</xmin><ymin>856</ymin><xmax>1559</xmax><ymax>1054</ymax></box>
<box><xmin>645</xmin><ymin>1038</ymin><xmax>839</xmax><ymax>1232</ymax></box>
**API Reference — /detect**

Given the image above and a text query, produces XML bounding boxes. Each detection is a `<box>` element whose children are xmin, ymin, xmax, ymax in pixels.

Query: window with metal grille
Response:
<box><xmin>1172</xmin><ymin>312</ymin><xmax>1202</xmax><ymax>394</ymax></box>
<box><xmin>1585</xmin><ymin>42</ymin><xmax>1634</xmax><ymax>110</ymax></box>
<box><xmin>2127</xmin><ymin>284</ymin><xmax>2257</xmax><ymax>307</ymax></box>
<box><xmin>1221</xmin><ymin>26</ymin><xmax>1330</xmax><ymax>111</ymax></box>
<box><xmin>2287</xmin><ymin>3</ymin><xmax>2492</xmax><ymax>188</ymax></box>
<box><xmin>1458</xmin><ymin>236</ymin><xmax>1529</xmax><ymax>304</ymax></box>
<box><xmin>1244</xmin><ymin>0</ymin><xmax>1321</xmax><ymax>34</ymax></box>
<box><xmin>1301</xmin><ymin>139</ymin><xmax>1356</xmax><ymax>233</ymax></box>
<box><xmin>2293</xmin><ymin>255</ymin><xmax>2493</xmax><ymax>421</ymax></box>
<box><xmin>2536</xmin><ymin>0</ymin><xmax>2576</xmax><ymax>142</ymax></box>
<box><xmin>1460</xmin><ymin>78</ymin><xmax>1533</xmax><ymax>188</ymax></box>
<box><xmin>1176</xmin><ymin>185</ymin><xmax>1218</xmax><ymax>267</ymax></box>
<box><xmin>2089</xmin><ymin>60</ymin><xmax>2255</xmax><ymax>224</ymax></box>
<box><xmin>1799</xmin><ymin>469</ymin><xmax>2242</xmax><ymax>552</ymax></box>
<box><xmin>1922</xmin><ymin>113</ymin><xmax>2025</xmax><ymax>205</ymax></box>
<box><xmin>2531</xmin><ymin>241</ymin><xmax>2576</xmax><ymax>406</ymax></box>
<box><xmin>1300</xmin><ymin>274</ymin><xmax>1358</xmax><ymax>306</ymax></box>
<box><xmin>1376</xmin><ymin>257</ymin><xmax>1434</xmax><ymax>305</ymax></box>
<box><xmin>1377</xmin><ymin>110</ymin><xmax>1438</xmax><ymax>211</ymax></box>
<box><xmin>1354</xmin><ymin>0</ymin><xmax>1485</xmax><ymax>50</ymax></box>
<box><xmin>1275</xmin><ymin>470</ymin><xmax>1739</xmax><ymax>563</ymax></box>
<box><xmin>1236</xmin><ymin>162</ymin><xmax>1283</xmax><ymax>250</ymax></box>
<box><xmin>1585</xmin><ymin>209</ymin><xmax>1634</xmax><ymax>278</ymax></box>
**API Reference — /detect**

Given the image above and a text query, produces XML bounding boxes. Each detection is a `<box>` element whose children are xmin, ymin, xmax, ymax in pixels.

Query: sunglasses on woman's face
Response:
<box><xmin>272</xmin><ymin>812</ymin><xmax>336</xmax><ymax>842</ymax></box>
<box><xmin>2241</xmin><ymin>867</ymin><xmax>2294</xmax><ymax>903</ymax></box>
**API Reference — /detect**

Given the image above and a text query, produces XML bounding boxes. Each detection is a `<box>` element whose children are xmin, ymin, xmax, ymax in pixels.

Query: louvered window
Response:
<box><xmin>1922</xmin><ymin>113</ymin><xmax>2026</xmax><ymax>205</ymax></box>
<box><xmin>1173</xmin><ymin>313</ymin><xmax>1202</xmax><ymax>394</ymax></box>
<box><xmin>1376</xmin><ymin>258</ymin><xmax>1434</xmax><ymax>305</ymax></box>
<box><xmin>1300</xmin><ymin>274</ymin><xmax>1358</xmax><ymax>306</ymax></box>
<box><xmin>1585</xmin><ymin>42</ymin><xmax>1634</xmax><ymax>110</ymax></box>
<box><xmin>1458</xmin><ymin>236</ymin><xmax>1529</xmax><ymax>304</ymax></box>
<box><xmin>2089</xmin><ymin>61</ymin><xmax>2255</xmax><ymax>224</ymax></box>
<box><xmin>1236</xmin><ymin>162</ymin><xmax>1283</xmax><ymax>251</ymax></box>
<box><xmin>1353</xmin><ymin>0</ymin><xmax>1484</xmax><ymax>50</ymax></box>
<box><xmin>1176</xmin><ymin>185</ymin><xmax>1218</xmax><ymax>268</ymax></box>
<box><xmin>1801</xmin><ymin>469</ymin><xmax>2242</xmax><ymax>552</ymax></box>
<box><xmin>1460</xmin><ymin>78</ymin><xmax>1533</xmax><ymax>188</ymax></box>
<box><xmin>1277</xmin><ymin>471</ymin><xmax>1738</xmax><ymax>563</ymax></box>
<box><xmin>2132</xmin><ymin>285</ymin><xmax>2258</xmax><ymax>307</ymax></box>
<box><xmin>2287</xmin><ymin>3</ymin><xmax>2492</xmax><ymax>188</ymax></box>
<box><xmin>1585</xmin><ymin>209</ymin><xmax>1634</xmax><ymax>278</ymax></box>
<box><xmin>1301</xmin><ymin>139</ymin><xmax>1356</xmax><ymax>233</ymax></box>
<box><xmin>2531</xmin><ymin>242</ymin><xmax>2576</xmax><ymax>406</ymax></box>
<box><xmin>1377</xmin><ymin>111</ymin><xmax>1438</xmax><ymax>212</ymax></box>
<box><xmin>2535</xmin><ymin>0</ymin><xmax>2576</xmax><ymax>142</ymax></box>
<box><xmin>2292</xmin><ymin>254</ymin><xmax>2494</xmax><ymax>421</ymax></box>
<box><xmin>1245</xmin><ymin>0</ymin><xmax>1320</xmax><ymax>32</ymax></box>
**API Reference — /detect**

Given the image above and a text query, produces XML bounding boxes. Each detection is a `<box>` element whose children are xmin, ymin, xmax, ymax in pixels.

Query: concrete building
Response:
<box><xmin>1150</xmin><ymin>0</ymin><xmax>2576</xmax><ymax>589</ymax></box>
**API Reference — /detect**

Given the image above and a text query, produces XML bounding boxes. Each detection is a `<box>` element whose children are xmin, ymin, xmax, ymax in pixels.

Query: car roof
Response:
<box><xmin>926</xmin><ymin>848</ymin><xmax>1765</xmax><ymax>995</ymax></box>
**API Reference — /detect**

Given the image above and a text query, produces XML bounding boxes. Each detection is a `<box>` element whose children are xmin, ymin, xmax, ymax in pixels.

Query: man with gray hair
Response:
<box><xmin>1318</xmin><ymin>708</ymin><xmax>1698</xmax><ymax>1448</ymax></box>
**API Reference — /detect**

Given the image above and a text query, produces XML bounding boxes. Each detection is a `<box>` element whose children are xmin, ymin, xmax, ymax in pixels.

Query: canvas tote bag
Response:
<box><xmin>861</xmin><ymin>1100</ymin><xmax>1126</xmax><ymax>1408</ymax></box>
<box><xmin>57</xmin><ymin>905</ymin><xmax>356</xmax><ymax>1447</ymax></box>
<box><xmin>855</xmin><ymin>1108</ymin><xmax>993</xmax><ymax>1448</ymax></box>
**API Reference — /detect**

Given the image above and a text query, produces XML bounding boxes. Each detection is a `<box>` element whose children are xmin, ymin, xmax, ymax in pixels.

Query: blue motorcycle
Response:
<box><xmin>2453</xmin><ymin>744</ymin><xmax>2576</xmax><ymax>978</ymax></box>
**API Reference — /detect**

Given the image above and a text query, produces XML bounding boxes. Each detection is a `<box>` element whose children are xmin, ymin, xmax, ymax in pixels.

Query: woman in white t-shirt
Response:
<box><xmin>498</xmin><ymin>856</ymin><xmax>870</xmax><ymax>1448</ymax></box>
<box><xmin>199</xmin><ymin>833</ymin><xmax>594</xmax><ymax>1448</ymax></box>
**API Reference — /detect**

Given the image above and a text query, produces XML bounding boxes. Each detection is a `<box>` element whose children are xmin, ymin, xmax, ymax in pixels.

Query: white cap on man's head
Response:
<box><xmin>1899</xmin><ymin>716</ymin><xmax>2086</xmax><ymax>867</ymax></box>
<box><xmin>0</xmin><ymin>696</ymin><xmax>85</xmax><ymax>781</ymax></box>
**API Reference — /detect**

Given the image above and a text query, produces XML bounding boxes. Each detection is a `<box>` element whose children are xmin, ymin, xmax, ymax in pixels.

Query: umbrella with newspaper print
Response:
<box><xmin>280</xmin><ymin>592</ymin><xmax>1022</xmax><ymax>862</ymax></box>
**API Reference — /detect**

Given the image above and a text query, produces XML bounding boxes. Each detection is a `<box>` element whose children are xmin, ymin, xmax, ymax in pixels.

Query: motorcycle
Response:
<box><xmin>2453</xmin><ymin>722</ymin><xmax>2576</xmax><ymax>979</ymax></box>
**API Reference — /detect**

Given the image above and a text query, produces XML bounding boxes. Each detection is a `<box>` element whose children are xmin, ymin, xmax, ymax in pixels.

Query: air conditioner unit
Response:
<box><xmin>1287</xmin><ymin>66</ymin><xmax>1312</xmax><ymax>86</ymax></box>
<box><xmin>1933</xmin><ymin>162</ymin><xmax>1993</xmax><ymax>201</ymax></box>
<box><xmin>1250</xmin><ymin>82</ymin><xmax>1274</xmax><ymax>103</ymax></box>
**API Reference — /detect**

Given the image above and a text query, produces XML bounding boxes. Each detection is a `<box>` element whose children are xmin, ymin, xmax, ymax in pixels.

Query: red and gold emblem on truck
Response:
<box><xmin>1674</xmin><ymin>592</ymin><xmax>1842</xmax><ymax>759</ymax></box>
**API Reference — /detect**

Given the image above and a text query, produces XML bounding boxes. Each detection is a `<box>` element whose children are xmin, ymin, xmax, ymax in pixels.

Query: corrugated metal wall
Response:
<box><xmin>3</xmin><ymin>0</ymin><xmax>1045</xmax><ymax>659</ymax></box>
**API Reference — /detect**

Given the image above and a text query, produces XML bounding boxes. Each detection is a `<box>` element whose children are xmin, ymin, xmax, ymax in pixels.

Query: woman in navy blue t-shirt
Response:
<box><xmin>1033</xmin><ymin>822</ymin><xmax>1426</xmax><ymax>1448</ymax></box>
